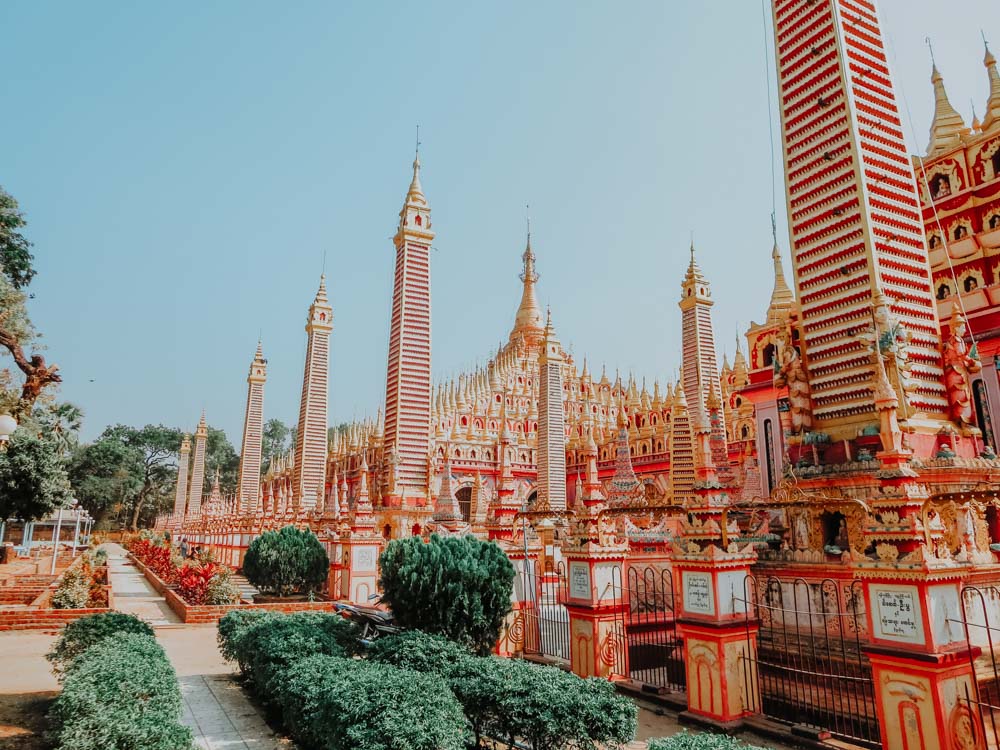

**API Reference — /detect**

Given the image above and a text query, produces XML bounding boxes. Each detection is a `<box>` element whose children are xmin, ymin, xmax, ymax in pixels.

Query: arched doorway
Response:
<box><xmin>456</xmin><ymin>487</ymin><xmax>472</xmax><ymax>522</ymax></box>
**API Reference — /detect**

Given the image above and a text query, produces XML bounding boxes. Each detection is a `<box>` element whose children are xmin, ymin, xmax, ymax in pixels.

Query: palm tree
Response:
<box><xmin>42</xmin><ymin>402</ymin><xmax>84</xmax><ymax>455</ymax></box>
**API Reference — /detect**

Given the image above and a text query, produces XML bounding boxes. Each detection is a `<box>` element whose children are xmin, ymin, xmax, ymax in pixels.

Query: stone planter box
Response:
<box><xmin>130</xmin><ymin>554</ymin><xmax>336</xmax><ymax>624</ymax></box>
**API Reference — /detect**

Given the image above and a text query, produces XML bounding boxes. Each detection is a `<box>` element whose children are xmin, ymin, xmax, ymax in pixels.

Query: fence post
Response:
<box><xmin>853</xmin><ymin>459</ymin><xmax>980</xmax><ymax>750</ymax></box>
<box><xmin>671</xmin><ymin>417</ymin><xmax>758</xmax><ymax>729</ymax></box>
<box><xmin>563</xmin><ymin>546</ymin><xmax>629</xmax><ymax>678</ymax></box>
<box><xmin>499</xmin><ymin>547</ymin><xmax>540</xmax><ymax>657</ymax></box>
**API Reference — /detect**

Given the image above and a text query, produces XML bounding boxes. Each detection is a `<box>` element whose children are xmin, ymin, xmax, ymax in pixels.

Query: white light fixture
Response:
<box><xmin>0</xmin><ymin>414</ymin><xmax>16</xmax><ymax>449</ymax></box>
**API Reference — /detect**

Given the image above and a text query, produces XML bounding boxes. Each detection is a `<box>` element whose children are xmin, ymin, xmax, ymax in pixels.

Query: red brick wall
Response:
<box><xmin>130</xmin><ymin>554</ymin><xmax>336</xmax><ymax>624</ymax></box>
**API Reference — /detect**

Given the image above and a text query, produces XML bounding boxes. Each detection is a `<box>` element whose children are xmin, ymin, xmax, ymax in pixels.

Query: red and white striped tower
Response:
<box><xmin>172</xmin><ymin>434</ymin><xmax>191</xmax><ymax>520</ymax></box>
<box><xmin>679</xmin><ymin>244</ymin><xmax>729</xmax><ymax>473</ymax></box>
<box><xmin>293</xmin><ymin>276</ymin><xmax>332</xmax><ymax>510</ymax></box>
<box><xmin>382</xmin><ymin>150</ymin><xmax>434</xmax><ymax>506</ymax></box>
<box><xmin>237</xmin><ymin>341</ymin><xmax>267</xmax><ymax>513</ymax></box>
<box><xmin>537</xmin><ymin>310</ymin><xmax>566</xmax><ymax>512</ymax></box>
<box><xmin>771</xmin><ymin>0</ymin><xmax>947</xmax><ymax>435</ymax></box>
<box><xmin>188</xmin><ymin>412</ymin><xmax>208</xmax><ymax>517</ymax></box>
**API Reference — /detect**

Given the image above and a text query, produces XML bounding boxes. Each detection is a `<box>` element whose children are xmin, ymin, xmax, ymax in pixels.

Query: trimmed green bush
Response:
<box><xmin>365</xmin><ymin>629</ymin><xmax>474</xmax><ymax>674</ymax></box>
<box><xmin>450</xmin><ymin>657</ymin><xmax>637</xmax><ymax>750</ymax></box>
<box><xmin>648</xmin><ymin>732</ymin><xmax>770</xmax><ymax>750</ymax></box>
<box><xmin>48</xmin><ymin>632</ymin><xmax>192</xmax><ymax>750</ymax></box>
<box><xmin>46</xmin><ymin>611</ymin><xmax>154</xmax><ymax>679</ymax></box>
<box><xmin>379</xmin><ymin>534</ymin><xmax>515</xmax><ymax>654</ymax></box>
<box><xmin>217</xmin><ymin>609</ymin><xmax>283</xmax><ymax>673</ymax></box>
<box><xmin>278</xmin><ymin>654</ymin><xmax>467</xmax><ymax>750</ymax></box>
<box><xmin>241</xmin><ymin>614</ymin><xmax>353</xmax><ymax>701</ymax></box>
<box><xmin>242</xmin><ymin>525</ymin><xmax>329</xmax><ymax>597</ymax></box>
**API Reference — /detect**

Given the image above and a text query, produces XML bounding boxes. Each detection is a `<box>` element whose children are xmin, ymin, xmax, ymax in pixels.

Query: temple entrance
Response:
<box><xmin>740</xmin><ymin>576</ymin><xmax>880</xmax><ymax>748</ymax></box>
<box><xmin>611</xmin><ymin>565</ymin><xmax>685</xmax><ymax>692</ymax></box>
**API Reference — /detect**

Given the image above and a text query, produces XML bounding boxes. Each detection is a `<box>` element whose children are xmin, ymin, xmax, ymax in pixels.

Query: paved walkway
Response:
<box><xmin>102</xmin><ymin>544</ymin><xmax>287</xmax><ymax>749</ymax></box>
<box><xmin>105</xmin><ymin>543</ymin><xmax>179</xmax><ymax>626</ymax></box>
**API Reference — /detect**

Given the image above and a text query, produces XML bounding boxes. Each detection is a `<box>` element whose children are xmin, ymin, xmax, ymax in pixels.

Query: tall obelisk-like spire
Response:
<box><xmin>537</xmin><ymin>310</ymin><xmax>566</xmax><ymax>512</ymax></box>
<box><xmin>293</xmin><ymin>276</ymin><xmax>332</xmax><ymax>510</ymax></box>
<box><xmin>679</xmin><ymin>243</ymin><xmax>728</xmax><ymax>474</ymax></box>
<box><xmin>188</xmin><ymin>413</ymin><xmax>208</xmax><ymax>517</ymax></box>
<box><xmin>237</xmin><ymin>341</ymin><xmax>267</xmax><ymax>513</ymax></box>
<box><xmin>172</xmin><ymin>434</ymin><xmax>191</xmax><ymax>518</ymax></box>
<box><xmin>383</xmin><ymin>144</ymin><xmax>434</xmax><ymax>504</ymax></box>
<box><xmin>771</xmin><ymin>0</ymin><xmax>947</xmax><ymax>433</ymax></box>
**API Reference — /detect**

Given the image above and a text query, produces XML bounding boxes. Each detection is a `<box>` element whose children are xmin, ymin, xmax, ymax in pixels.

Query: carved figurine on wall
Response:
<box><xmin>773</xmin><ymin>329</ymin><xmax>813</xmax><ymax>435</ymax></box>
<box><xmin>942</xmin><ymin>304</ymin><xmax>982</xmax><ymax>432</ymax></box>
<box><xmin>793</xmin><ymin>510</ymin><xmax>811</xmax><ymax>551</ymax></box>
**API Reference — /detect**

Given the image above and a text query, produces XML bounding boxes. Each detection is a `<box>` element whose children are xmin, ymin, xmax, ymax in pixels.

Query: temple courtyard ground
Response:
<box><xmin>0</xmin><ymin>545</ymin><xmax>795</xmax><ymax>750</ymax></box>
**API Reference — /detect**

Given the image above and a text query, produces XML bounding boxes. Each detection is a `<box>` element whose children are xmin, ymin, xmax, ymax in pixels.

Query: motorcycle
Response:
<box><xmin>333</xmin><ymin>596</ymin><xmax>400</xmax><ymax>644</ymax></box>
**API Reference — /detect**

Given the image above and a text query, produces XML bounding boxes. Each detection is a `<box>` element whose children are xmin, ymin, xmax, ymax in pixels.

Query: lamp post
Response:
<box><xmin>50</xmin><ymin>503</ymin><xmax>65</xmax><ymax>575</ymax></box>
<box><xmin>71</xmin><ymin>501</ymin><xmax>82</xmax><ymax>557</ymax></box>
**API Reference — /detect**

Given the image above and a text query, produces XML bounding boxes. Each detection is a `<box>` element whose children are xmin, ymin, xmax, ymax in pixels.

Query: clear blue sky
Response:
<box><xmin>3</xmin><ymin>1</ymin><xmax>999</xmax><ymax>444</ymax></box>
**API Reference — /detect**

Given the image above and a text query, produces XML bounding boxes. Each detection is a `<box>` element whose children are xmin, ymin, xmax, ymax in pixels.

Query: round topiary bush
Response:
<box><xmin>46</xmin><ymin>611</ymin><xmax>155</xmax><ymax>679</ymax></box>
<box><xmin>242</xmin><ymin>525</ymin><xmax>329</xmax><ymax>597</ymax></box>
<box><xmin>379</xmin><ymin>534</ymin><xmax>515</xmax><ymax>654</ymax></box>
<box><xmin>48</xmin><ymin>632</ymin><xmax>192</xmax><ymax>750</ymax></box>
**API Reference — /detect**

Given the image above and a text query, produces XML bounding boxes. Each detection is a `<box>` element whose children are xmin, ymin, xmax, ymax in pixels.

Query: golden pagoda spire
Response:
<box><xmin>510</xmin><ymin>208</ymin><xmax>543</xmax><ymax>344</ymax></box>
<box><xmin>926</xmin><ymin>49</ymin><xmax>969</xmax><ymax>154</ymax></box>
<box><xmin>767</xmin><ymin>216</ymin><xmax>794</xmax><ymax>320</ymax></box>
<box><xmin>984</xmin><ymin>38</ymin><xmax>1000</xmax><ymax>130</ymax></box>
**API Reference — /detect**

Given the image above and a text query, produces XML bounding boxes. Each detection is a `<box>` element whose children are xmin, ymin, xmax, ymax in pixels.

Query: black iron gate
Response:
<box><xmin>608</xmin><ymin>565</ymin><xmax>686</xmax><ymax>692</ymax></box>
<box><xmin>522</xmin><ymin>560</ymin><xmax>570</xmax><ymax>662</ymax></box>
<box><xmin>957</xmin><ymin>585</ymin><xmax>1000</xmax><ymax>748</ymax></box>
<box><xmin>741</xmin><ymin>576</ymin><xmax>881</xmax><ymax>748</ymax></box>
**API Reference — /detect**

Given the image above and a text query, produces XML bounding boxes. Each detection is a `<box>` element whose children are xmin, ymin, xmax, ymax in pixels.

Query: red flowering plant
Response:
<box><xmin>127</xmin><ymin>536</ymin><xmax>180</xmax><ymax>584</ymax></box>
<box><xmin>176</xmin><ymin>562</ymin><xmax>218</xmax><ymax>605</ymax></box>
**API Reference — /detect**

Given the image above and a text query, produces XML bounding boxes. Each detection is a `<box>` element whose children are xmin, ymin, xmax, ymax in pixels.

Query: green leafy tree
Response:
<box><xmin>242</xmin><ymin>525</ymin><xmax>329</xmax><ymax>597</ymax></box>
<box><xmin>69</xmin><ymin>437</ymin><xmax>145</xmax><ymax>527</ymax></box>
<box><xmin>0</xmin><ymin>187</ymin><xmax>36</xmax><ymax>289</ymax></box>
<box><xmin>379</xmin><ymin>534</ymin><xmax>515</xmax><ymax>654</ymax></box>
<box><xmin>98</xmin><ymin>424</ymin><xmax>182</xmax><ymax>530</ymax></box>
<box><xmin>0</xmin><ymin>187</ymin><xmax>59</xmax><ymax>418</ymax></box>
<box><xmin>204</xmin><ymin>425</ymin><xmax>239</xmax><ymax>495</ymax></box>
<box><xmin>0</xmin><ymin>428</ymin><xmax>71</xmax><ymax>521</ymax></box>
<box><xmin>33</xmin><ymin>401</ymin><xmax>85</xmax><ymax>456</ymax></box>
<box><xmin>261</xmin><ymin>418</ymin><xmax>291</xmax><ymax>474</ymax></box>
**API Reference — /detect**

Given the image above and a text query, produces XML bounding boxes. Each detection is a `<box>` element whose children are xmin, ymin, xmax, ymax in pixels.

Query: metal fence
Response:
<box><xmin>601</xmin><ymin>565</ymin><xmax>686</xmax><ymax>692</ymax></box>
<box><xmin>521</xmin><ymin>560</ymin><xmax>570</xmax><ymax>663</ymax></box>
<box><xmin>957</xmin><ymin>585</ymin><xmax>1000</xmax><ymax>748</ymax></box>
<box><xmin>740</xmin><ymin>576</ymin><xmax>881</xmax><ymax>748</ymax></box>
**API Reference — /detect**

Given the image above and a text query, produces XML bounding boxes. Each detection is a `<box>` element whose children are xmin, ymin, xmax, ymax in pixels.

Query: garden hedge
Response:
<box><xmin>48</xmin><ymin>632</ymin><xmax>192</xmax><ymax>750</ymax></box>
<box><xmin>648</xmin><ymin>732</ymin><xmax>770</xmax><ymax>750</ymax></box>
<box><xmin>46</xmin><ymin>611</ymin><xmax>155</xmax><ymax>679</ymax></box>
<box><xmin>218</xmin><ymin>610</ymin><xmax>359</xmax><ymax>702</ymax></box>
<box><xmin>367</xmin><ymin>629</ymin><xmax>637</xmax><ymax>750</ymax></box>
<box><xmin>278</xmin><ymin>654</ymin><xmax>467</xmax><ymax>750</ymax></box>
